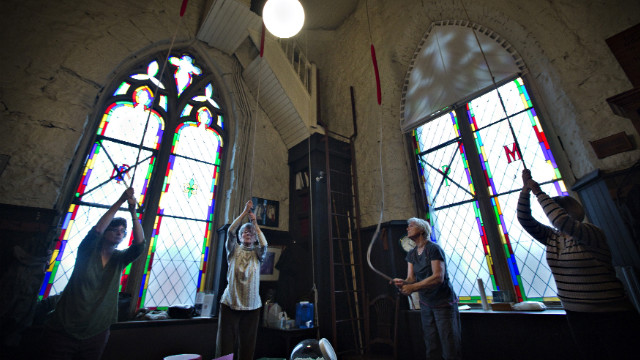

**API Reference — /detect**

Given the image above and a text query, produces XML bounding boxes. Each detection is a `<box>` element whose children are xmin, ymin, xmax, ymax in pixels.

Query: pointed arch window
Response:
<box><xmin>39</xmin><ymin>52</ymin><xmax>226</xmax><ymax>309</ymax></box>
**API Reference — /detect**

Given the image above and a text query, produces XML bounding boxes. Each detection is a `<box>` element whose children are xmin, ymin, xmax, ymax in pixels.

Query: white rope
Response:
<box><xmin>130</xmin><ymin>16</ymin><xmax>184</xmax><ymax>188</ymax></box>
<box><xmin>363</xmin><ymin>0</ymin><xmax>392</xmax><ymax>282</ymax></box>
<box><xmin>460</xmin><ymin>0</ymin><xmax>526</xmax><ymax>169</ymax></box>
<box><xmin>247</xmin><ymin>57</ymin><xmax>262</xmax><ymax>202</ymax></box>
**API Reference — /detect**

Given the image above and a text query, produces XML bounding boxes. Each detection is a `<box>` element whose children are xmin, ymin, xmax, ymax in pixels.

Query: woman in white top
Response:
<box><xmin>216</xmin><ymin>200</ymin><xmax>268</xmax><ymax>360</ymax></box>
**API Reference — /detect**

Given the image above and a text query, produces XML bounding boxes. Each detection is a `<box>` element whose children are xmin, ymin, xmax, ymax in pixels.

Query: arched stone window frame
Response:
<box><xmin>40</xmin><ymin>47</ymin><xmax>229</xmax><ymax>310</ymax></box>
<box><xmin>401</xmin><ymin>21</ymin><xmax>571</xmax><ymax>304</ymax></box>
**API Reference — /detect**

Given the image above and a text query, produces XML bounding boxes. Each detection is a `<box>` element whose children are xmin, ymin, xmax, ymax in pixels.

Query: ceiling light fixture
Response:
<box><xmin>262</xmin><ymin>0</ymin><xmax>305</xmax><ymax>38</ymax></box>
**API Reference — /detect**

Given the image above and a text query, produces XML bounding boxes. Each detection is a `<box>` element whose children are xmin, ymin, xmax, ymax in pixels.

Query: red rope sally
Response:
<box><xmin>180</xmin><ymin>0</ymin><xmax>189</xmax><ymax>17</ymax></box>
<box><xmin>130</xmin><ymin>0</ymin><xmax>189</xmax><ymax>189</ymax></box>
<box><xmin>371</xmin><ymin>44</ymin><xmax>382</xmax><ymax>105</ymax></box>
<box><xmin>364</xmin><ymin>0</ymin><xmax>392</xmax><ymax>282</ymax></box>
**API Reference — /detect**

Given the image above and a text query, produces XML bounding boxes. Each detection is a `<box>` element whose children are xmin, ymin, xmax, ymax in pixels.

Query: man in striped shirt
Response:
<box><xmin>517</xmin><ymin>169</ymin><xmax>639</xmax><ymax>359</ymax></box>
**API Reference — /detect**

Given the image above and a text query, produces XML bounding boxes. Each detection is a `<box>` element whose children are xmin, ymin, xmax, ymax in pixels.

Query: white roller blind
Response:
<box><xmin>400</xmin><ymin>22</ymin><xmax>525</xmax><ymax>132</ymax></box>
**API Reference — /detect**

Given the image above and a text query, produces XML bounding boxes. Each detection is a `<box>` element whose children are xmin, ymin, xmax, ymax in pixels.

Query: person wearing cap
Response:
<box><xmin>518</xmin><ymin>169</ymin><xmax>639</xmax><ymax>359</ymax></box>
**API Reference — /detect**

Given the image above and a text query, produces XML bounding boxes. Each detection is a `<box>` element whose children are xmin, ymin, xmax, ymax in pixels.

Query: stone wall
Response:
<box><xmin>2</xmin><ymin>0</ymin><xmax>640</xmax><ymax>230</ymax></box>
<box><xmin>0</xmin><ymin>0</ymin><xmax>289</xmax><ymax>230</ymax></box>
<box><xmin>305</xmin><ymin>0</ymin><xmax>640</xmax><ymax>226</ymax></box>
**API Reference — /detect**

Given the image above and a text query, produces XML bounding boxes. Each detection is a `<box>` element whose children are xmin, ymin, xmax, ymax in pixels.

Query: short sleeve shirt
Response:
<box><xmin>46</xmin><ymin>228</ymin><xmax>144</xmax><ymax>339</ymax></box>
<box><xmin>405</xmin><ymin>241</ymin><xmax>457</xmax><ymax>307</ymax></box>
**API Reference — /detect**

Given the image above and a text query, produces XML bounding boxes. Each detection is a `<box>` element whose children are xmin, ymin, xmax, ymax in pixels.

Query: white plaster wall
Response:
<box><xmin>0</xmin><ymin>0</ymin><xmax>289</xmax><ymax>230</ymax></box>
<box><xmin>305</xmin><ymin>0</ymin><xmax>640</xmax><ymax>227</ymax></box>
<box><xmin>2</xmin><ymin>0</ymin><xmax>639</xmax><ymax>232</ymax></box>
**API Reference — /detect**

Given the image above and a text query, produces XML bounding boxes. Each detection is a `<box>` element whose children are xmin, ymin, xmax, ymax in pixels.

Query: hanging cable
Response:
<box><xmin>364</xmin><ymin>0</ymin><xmax>393</xmax><ymax>282</ymax></box>
<box><xmin>130</xmin><ymin>0</ymin><xmax>190</xmax><ymax>190</ymax></box>
<box><xmin>247</xmin><ymin>24</ymin><xmax>266</xmax><ymax>205</ymax></box>
<box><xmin>460</xmin><ymin>0</ymin><xmax>527</xmax><ymax>169</ymax></box>
<box><xmin>301</xmin><ymin>28</ymin><xmax>321</xmax><ymax>334</ymax></box>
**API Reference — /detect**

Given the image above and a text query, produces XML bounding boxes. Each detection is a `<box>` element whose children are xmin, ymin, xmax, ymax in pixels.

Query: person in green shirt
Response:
<box><xmin>42</xmin><ymin>187</ymin><xmax>145</xmax><ymax>359</ymax></box>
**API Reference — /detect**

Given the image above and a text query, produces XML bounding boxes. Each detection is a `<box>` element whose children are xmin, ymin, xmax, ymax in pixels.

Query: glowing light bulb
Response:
<box><xmin>262</xmin><ymin>0</ymin><xmax>305</xmax><ymax>38</ymax></box>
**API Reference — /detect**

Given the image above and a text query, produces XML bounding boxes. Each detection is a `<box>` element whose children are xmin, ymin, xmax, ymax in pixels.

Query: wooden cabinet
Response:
<box><xmin>287</xmin><ymin>133</ymin><xmax>352</xmax><ymax>342</ymax></box>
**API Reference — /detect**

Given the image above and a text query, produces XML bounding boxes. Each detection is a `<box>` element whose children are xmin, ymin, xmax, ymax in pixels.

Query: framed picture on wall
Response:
<box><xmin>252</xmin><ymin>197</ymin><xmax>279</xmax><ymax>227</ymax></box>
<box><xmin>260</xmin><ymin>246</ymin><xmax>282</xmax><ymax>281</ymax></box>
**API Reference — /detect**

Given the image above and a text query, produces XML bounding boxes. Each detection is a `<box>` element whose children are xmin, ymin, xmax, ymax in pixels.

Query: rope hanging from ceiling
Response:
<box><xmin>246</xmin><ymin>22</ymin><xmax>267</xmax><ymax>207</ymax></box>
<box><xmin>460</xmin><ymin>0</ymin><xmax>527</xmax><ymax>169</ymax></box>
<box><xmin>364</xmin><ymin>0</ymin><xmax>393</xmax><ymax>282</ymax></box>
<box><xmin>130</xmin><ymin>0</ymin><xmax>192</xmax><ymax>196</ymax></box>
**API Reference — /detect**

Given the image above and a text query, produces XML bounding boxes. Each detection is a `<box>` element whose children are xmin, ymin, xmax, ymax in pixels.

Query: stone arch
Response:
<box><xmin>400</xmin><ymin>19</ymin><xmax>527</xmax><ymax>131</ymax></box>
<box><xmin>396</xmin><ymin>15</ymin><xmax>575</xmax><ymax>183</ymax></box>
<box><xmin>58</xmin><ymin>40</ymin><xmax>247</xmax><ymax>212</ymax></box>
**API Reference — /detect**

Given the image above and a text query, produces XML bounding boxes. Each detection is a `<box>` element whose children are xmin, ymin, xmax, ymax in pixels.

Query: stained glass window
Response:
<box><xmin>413</xmin><ymin>77</ymin><xmax>566</xmax><ymax>303</ymax></box>
<box><xmin>40</xmin><ymin>52</ymin><xmax>226</xmax><ymax>310</ymax></box>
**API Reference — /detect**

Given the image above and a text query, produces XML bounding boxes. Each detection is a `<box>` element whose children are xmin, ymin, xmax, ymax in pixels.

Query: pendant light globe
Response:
<box><xmin>262</xmin><ymin>0</ymin><xmax>305</xmax><ymax>38</ymax></box>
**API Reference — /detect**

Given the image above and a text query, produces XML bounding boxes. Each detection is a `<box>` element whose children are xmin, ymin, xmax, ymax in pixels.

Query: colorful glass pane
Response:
<box><xmin>159</xmin><ymin>95</ymin><xmax>168</xmax><ymax>112</ymax></box>
<box><xmin>114</xmin><ymin>82</ymin><xmax>130</xmax><ymax>96</ymax></box>
<box><xmin>141</xmin><ymin>217</ymin><xmax>208</xmax><ymax>307</ymax></box>
<box><xmin>40</xmin><ymin>106</ymin><xmax>161</xmax><ymax>299</ymax></box>
<box><xmin>140</xmin><ymin>117</ymin><xmax>222</xmax><ymax>308</ymax></box>
<box><xmin>99</xmin><ymin>99</ymin><xmax>164</xmax><ymax>149</ymax></box>
<box><xmin>40</xmin><ymin>52</ymin><xmax>225</xmax><ymax>309</ymax></box>
<box><xmin>414</xmin><ymin>112</ymin><xmax>494</xmax><ymax>302</ymax></box>
<box><xmin>430</xmin><ymin>202</ymin><xmax>493</xmax><ymax>300</ymax></box>
<box><xmin>131</xmin><ymin>61</ymin><xmax>165</xmax><ymax>89</ymax></box>
<box><xmin>169</xmin><ymin>55</ymin><xmax>202</xmax><ymax>96</ymax></box>
<box><xmin>192</xmin><ymin>83</ymin><xmax>221</xmax><ymax>109</ymax></box>
<box><xmin>467</xmin><ymin>77</ymin><xmax>565</xmax><ymax>301</ymax></box>
<box><xmin>414</xmin><ymin>77</ymin><xmax>566</xmax><ymax>303</ymax></box>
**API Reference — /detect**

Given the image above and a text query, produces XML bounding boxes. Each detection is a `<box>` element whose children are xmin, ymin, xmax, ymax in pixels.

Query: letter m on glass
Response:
<box><xmin>504</xmin><ymin>143</ymin><xmax>521</xmax><ymax>164</ymax></box>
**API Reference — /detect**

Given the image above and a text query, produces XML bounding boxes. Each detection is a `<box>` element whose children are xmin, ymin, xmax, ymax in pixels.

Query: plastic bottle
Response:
<box><xmin>263</xmin><ymin>300</ymin><xmax>271</xmax><ymax>327</ymax></box>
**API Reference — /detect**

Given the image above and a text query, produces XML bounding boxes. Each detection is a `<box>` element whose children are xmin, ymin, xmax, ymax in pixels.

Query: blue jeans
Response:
<box><xmin>420</xmin><ymin>304</ymin><xmax>462</xmax><ymax>360</ymax></box>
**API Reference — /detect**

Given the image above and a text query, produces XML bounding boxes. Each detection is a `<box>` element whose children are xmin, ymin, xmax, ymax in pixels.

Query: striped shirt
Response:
<box><xmin>517</xmin><ymin>190</ymin><xmax>632</xmax><ymax>312</ymax></box>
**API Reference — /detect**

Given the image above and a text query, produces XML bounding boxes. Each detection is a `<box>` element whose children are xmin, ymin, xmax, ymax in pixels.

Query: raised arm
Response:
<box><xmin>247</xmin><ymin>211</ymin><xmax>267</xmax><ymax>248</ymax></box>
<box><xmin>127</xmin><ymin>196</ymin><xmax>145</xmax><ymax>245</ymax></box>
<box><xmin>119</xmin><ymin>195</ymin><xmax>146</xmax><ymax>263</ymax></box>
<box><xmin>517</xmin><ymin>170</ymin><xmax>554</xmax><ymax>245</ymax></box>
<box><xmin>95</xmin><ymin>188</ymin><xmax>133</xmax><ymax>234</ymax></box>
<box><xmin>246</xmin><ymin>211</ymin><xmax>269</xmax><ymax>263</ymax></box>
<box><xmin>229</xmin><ymin>200</ymin><xmax>253</xmax><ymax>233</ymax></box>
<box><xmin>226</xmin><ymin>200</ymin><xmax>254</xmax><ymax>257</ymax></box>
<box><xmin>536</xmin><ymin>193</ymin><xmax>608</xmax><ymax>250</ymax></box>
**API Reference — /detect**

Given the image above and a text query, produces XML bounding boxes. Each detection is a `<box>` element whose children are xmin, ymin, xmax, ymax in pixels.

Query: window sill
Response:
<box><xmin>405</xmin><ymin>306</ymin><xmax>566</xmax><ymax>316</ymax></box>
<box><xmin>112</xmin><ymin>316</ymin><xmax>217</xmax><ymax>329</ymax></box>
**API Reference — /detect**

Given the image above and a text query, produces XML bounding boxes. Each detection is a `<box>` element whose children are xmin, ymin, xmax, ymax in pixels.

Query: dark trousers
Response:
<box><xmin>420</xmin><ymin>304</ymin><xmax>462</xmax><ymax>360</ymax></box>
<box><xmin>215</xmin><ymin>303</ymin><xmax>261</xmax><ymax>360</ymax></box>
<box><xmin>41</xmin><ymin>327</ymin><xmax>110</xmax><ymax>360</ymax></box>
<box><xmin>565</xmin><ymin>309</ymin><xmax>640</xmax><ymax>360</ymax></box>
